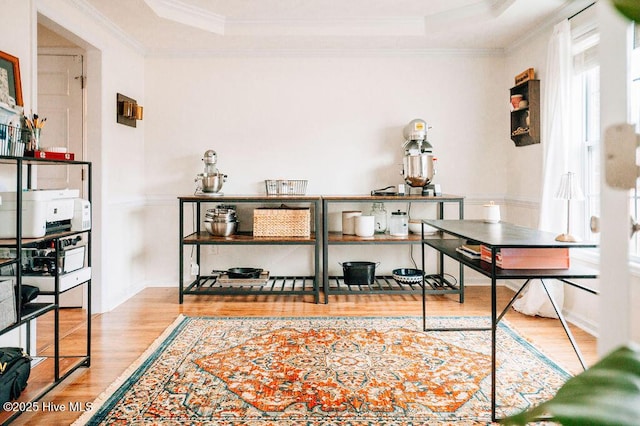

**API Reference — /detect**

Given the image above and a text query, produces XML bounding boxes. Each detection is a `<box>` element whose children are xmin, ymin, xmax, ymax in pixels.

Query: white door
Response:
<box><xmin>36</xmin><ymin>54</ymin><xmax>85</xmax><ymax>195</ymax></box>
<box><xmin>37</xmin><ymin>53</ymin><xmax>85</xmax><ymax>307</ymax></box>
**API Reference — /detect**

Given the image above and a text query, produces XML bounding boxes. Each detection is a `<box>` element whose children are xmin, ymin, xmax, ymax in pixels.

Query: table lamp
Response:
<box><xmin>555</xmin><ymin>172</ymin><xmax>584</xmax><ymax>242</ymax></box>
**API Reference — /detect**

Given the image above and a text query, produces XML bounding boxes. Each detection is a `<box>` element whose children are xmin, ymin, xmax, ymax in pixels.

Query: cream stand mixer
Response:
<box><xmin>402</xmin><ymin>119</ymin><xmax>440</xmax><ymax>196</ymax></box>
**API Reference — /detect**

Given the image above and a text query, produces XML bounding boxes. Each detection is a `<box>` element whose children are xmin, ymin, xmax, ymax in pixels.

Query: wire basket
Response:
<box><xmin>0</xmin><ymin>123</ymin><xmax>28</xmax><ymax>157</ymax></box>
<box><xmin>265</xmin><ymin>179</ymin><xmax>308</xmax><ymax>195</ymax></box>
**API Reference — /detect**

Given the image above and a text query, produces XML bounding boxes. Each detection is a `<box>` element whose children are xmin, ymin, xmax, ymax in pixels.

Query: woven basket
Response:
<box><xmin>253</xmin><ymin>207</ymin><xmax>310</xmax><ymax>237</ymax></box>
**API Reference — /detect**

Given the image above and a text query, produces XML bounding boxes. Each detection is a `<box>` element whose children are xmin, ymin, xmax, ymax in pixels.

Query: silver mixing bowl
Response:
<box><xmin>196</xmin><ymin>172</ymin><xmax>226</xmax><ymax>193</ymax></box>
<box><xmin>204</xmin><ymin>220</ymin><xmax>237</xmax><ymax>236</ymax></box>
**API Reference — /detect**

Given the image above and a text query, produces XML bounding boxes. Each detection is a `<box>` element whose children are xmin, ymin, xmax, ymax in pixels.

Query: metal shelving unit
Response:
<box><xmin>322</xmin><ymin>194</ymin><xmax>464</xmax><ymax>304</ymax></box>
<box><xmin>0</xmin><ymin>153</ymin><xmax>92</xmax><ymax>425</ymax></box>
<box><xmin>178</xmin><ymin>195</ymin><xmax>322</xmax><ymax>304</ymax></box>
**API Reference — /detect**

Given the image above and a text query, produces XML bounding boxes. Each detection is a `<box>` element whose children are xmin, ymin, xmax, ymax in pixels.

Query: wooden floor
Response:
<box><xmin>10</xmin><ymin>286</ymin><xmax>598</xmax><ymax>425</ymax></box>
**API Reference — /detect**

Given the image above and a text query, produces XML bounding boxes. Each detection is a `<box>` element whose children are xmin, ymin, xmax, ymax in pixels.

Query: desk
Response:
<box><xmin>421</xmin><ymin>219</ymin><xmax>598</xmax><ymax>421</ymax></box>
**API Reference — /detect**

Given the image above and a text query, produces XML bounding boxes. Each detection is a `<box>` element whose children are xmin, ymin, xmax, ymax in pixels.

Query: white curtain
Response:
<box><xmin>513</xmin><ymin>19</ymin><xmax>574</xmax><ymax>318</ymax></box>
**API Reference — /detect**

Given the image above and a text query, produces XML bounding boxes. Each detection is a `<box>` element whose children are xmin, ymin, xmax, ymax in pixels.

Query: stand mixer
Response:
<box><xmin>195</xmin><ymin>150</ymin><xmax>227</xmax><ymax>195</ymax></box>
<box><xmin>401</xmin><ymin>119</ymin><xmax>440</xmax><ymax>196</ymax></box>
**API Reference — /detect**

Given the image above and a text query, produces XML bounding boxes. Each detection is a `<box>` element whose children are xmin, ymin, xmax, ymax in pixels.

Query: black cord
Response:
<box><xmin>569</xmin><ymin>2</ymin><xmax>595</xmax><ymax>20</ymax></box>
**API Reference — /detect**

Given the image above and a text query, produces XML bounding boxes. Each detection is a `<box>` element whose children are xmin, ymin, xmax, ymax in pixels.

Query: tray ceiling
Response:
<box><xmin>73</xmin><ymin>0</ymin><xmax>594</xmax><ymax>55</ymax></box>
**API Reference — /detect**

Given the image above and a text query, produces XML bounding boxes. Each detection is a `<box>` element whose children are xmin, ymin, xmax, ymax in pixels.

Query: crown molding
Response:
<box><xmin>145</xmin><ymin>47</ymin><xmax>506</xmax><ymax>58</ymax></box>
<box><xmin>65</xmin><ymin>0</ymin><xmax>147</xmax><ymax>55</ymax></box>
<box><xmin>144</xmin><ymin>0</ymin><xmax>226</xmax><ymax>35</ymax></box>
<box><xmin>505</xmin><ymin>0</ymin><xmax>594</xmax><ymax>55</ymax></box>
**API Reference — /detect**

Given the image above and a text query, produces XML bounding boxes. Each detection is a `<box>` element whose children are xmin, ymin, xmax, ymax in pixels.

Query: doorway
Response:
<box><xmin>37</xmin><ymin>28</ymin><xmax>86</xmax><ymax>308</ymax></box>
<box><xmin>36</xmin><ymin>52</ymin><xmax>85</xmax><ymax>194</ymax></box>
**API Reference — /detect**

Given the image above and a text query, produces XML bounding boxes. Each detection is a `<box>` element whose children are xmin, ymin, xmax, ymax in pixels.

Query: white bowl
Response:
<box><xmin>409</xmin><ymin>219</ymin><xmax>438</xmax><ymax>235</ymax></box>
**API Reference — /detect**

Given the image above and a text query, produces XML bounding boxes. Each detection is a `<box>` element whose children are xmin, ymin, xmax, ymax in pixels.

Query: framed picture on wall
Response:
<box><xmin>0</xmin><ymin>50</ymin><xmax>23</xmax><ymax>107</ymax></box>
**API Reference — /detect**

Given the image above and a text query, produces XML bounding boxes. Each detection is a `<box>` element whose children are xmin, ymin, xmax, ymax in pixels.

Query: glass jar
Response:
<box><xmin>370</xmin><ymin>202</ymin><xmax>387</xmax><ymax>233</ymax></box>
<box><xmin>389</xmin><ymin>210</ymin><xmax>409</xmax><ymax>236</ymax></box>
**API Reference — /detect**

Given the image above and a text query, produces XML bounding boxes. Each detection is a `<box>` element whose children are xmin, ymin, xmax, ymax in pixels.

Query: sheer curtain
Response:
<box><xmin>513</xmin><ymin>19</ymin><xmax>574</xmax><ymax>318</ymax></box>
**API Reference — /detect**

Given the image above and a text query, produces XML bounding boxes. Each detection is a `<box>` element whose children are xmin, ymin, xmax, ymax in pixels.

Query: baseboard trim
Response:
<box><xmin>503</xmin><ymin>281</ymin><xmax>597</xmax><ymax>337</ymax></box>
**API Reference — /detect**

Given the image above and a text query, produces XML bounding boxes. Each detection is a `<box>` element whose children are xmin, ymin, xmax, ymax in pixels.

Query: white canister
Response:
<box><xmin>483</xmin><ymin>201</ymin><xmax>501</xmax><ymax>223</ymax></box>
<box><xmin>355</xmin><ymin>215</ymin><xmax>375</xmax><ymax>237</ymax></box>
<box><xmin>342</xmin><ymin>211</ymin><xmax>362</xmax><ymax>235</ymax></box>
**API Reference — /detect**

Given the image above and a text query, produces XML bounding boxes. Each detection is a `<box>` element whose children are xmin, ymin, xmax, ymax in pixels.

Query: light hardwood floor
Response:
<box><xmin>9</xmin><ymin>286</ymin><xmax>598</xmax><ymax>425</ymax></box>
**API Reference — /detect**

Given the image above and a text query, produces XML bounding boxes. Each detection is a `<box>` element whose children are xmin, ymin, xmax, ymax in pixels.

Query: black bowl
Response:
<box><xmin>392</xmin><ymin>268</ymin><xmax>424</xmax><ymax>284</ymax></box>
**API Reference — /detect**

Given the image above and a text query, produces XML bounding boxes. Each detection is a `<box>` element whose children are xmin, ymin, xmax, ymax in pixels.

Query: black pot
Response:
<box><xmin>227</xmin><ymin>267</ymin><xmax>263</xmax><ymax>279</ymax></box>
<box><xmin>340</xmin><ymin>261</ymin><xmax>379</xmax><ymax>285</ymax></box>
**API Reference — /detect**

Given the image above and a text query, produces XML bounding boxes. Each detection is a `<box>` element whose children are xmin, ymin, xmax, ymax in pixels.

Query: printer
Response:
<box><xmin>0</xmin><ymin>189</ymin><xmax>91</xmax><ymax>238</ymax></box>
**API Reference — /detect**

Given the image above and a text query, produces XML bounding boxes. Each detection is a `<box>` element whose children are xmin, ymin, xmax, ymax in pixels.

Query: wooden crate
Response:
<box><xmin>253</xmin><ymin>207</ymin><xmax>311</xmax><ymax>237</ymax></box>
<box><xmin>514</xmin><ymin>68</ymin><xmax>535</xmax><ymax>86</ymax></box>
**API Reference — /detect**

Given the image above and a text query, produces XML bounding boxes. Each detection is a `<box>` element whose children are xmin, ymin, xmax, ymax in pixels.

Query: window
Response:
<box><xmin>571</xmin><ymin>25</ymin><xmax>600</xmax><ymax>245</ymax></box>
<box><xmin>629</xmin><ymin>24</ymin><xmax>640</xmax><ymax>258</ymax></box>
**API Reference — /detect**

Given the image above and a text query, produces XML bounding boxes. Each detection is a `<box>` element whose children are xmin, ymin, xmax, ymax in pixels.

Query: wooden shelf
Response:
<box><xmin>510</xmin><ymin>79</ymin><xmax>540</xmax><ymax>146</ymax></box>
<box><xmin>183</xmin><ymin>231</ymin><xmax>317</xmax><ymax>244</ymax></box>
<box><xmin>0</xmin><ymin>257</ymin><xmax>15</xmax><ymax>267</ymax></box>
<box><xmin>0</xmin><ymin>229</ymin><xmax>89</xmax><ymax>247</ymax></box>
<box><xmin>327</xmin><ymin>231</ymin><xmax>424</xmax><ymax>243</ymax></box>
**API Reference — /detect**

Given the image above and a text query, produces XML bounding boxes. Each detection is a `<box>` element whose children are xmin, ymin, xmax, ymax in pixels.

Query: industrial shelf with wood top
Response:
<box><xmin>0</xmin><ymin>151</ymin><xmax>92</xmax><ymax>425</ymax></box>
<box><xmin>322</xmin><ymin>194</ymin><xmax>464</xmax><ymax>304</ymax></box>
<box><xmin>178</xmin><ymin>194</ymin><xmax>322</xmax><ymax>304</ymax></box>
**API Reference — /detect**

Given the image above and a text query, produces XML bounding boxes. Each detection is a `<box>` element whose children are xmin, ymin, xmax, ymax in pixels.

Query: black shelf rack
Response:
<box><xmin>322</xmin><ymin>194</ymin><xmax>465</xmax><ymax>304</ymax></box>
<box><xmin>179</xmin><ymin>195</ymin><xmax>322</xmax><ymax>304</ymax></box>
<box><xmin>0</xmin><ymin>151</ymin><xmax>92</xmax><ymax>425</ymax></box>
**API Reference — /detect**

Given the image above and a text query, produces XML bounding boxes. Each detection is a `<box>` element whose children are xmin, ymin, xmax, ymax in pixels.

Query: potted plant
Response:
<box><xmin>500</xmin><ymin>344</ymin><xmax>640</xmax><ymax>425</ymax></box>
<box><xmin>612</xmin><ymin>0</ymin><xmax>640</xmax><ymax>21</ymax></box>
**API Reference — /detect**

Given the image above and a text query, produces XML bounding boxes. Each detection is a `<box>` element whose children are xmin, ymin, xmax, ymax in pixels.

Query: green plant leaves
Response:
<box><xmin>612</xmin><ymin>0</ymin><xmax>640</xmax><ymax>21</ymax></box>
<box><xmin>500</xmin><ymin>344</ymin><xmax>640</xmax><ymax>426</ymax></box>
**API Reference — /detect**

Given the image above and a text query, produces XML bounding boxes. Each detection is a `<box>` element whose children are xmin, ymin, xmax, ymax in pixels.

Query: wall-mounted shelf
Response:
<box><xmin>510</xmin><ymin>79</ymin><xmax>540</xmax><ymax>147</ymax></box>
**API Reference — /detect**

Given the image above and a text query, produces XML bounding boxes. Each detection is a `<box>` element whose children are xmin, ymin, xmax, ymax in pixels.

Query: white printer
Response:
<box><xmin>0</xmin><ymin>189</ymin><xmax>91</xmax><ymax>238</ymax></box>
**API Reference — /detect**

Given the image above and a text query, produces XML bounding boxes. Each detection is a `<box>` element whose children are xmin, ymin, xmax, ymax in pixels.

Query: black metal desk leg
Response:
<box><xmin>491</xmin><ymin>249</ymin><xmax>498</xmax><ymax>422</ymax></box>
<box><xmin>540</xmin><ymin>279</ymin><xmax>588</xmax><ymax>370</ymax></box>
<box><xmin>422</xmin><ymin>228</ymin><xmax>427</xmax><ymax>330</ymax></box>
<box><xmin>322</xmin><ymin>199</ymin><xmax>329</xmax><ymax>304</ymax></box>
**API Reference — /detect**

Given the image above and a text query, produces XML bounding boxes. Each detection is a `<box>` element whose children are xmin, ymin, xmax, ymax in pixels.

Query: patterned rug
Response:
<box><xmin>74</xmin><ymin>316</ymin><xmax>570</xmax><ymax>425</ymax></box>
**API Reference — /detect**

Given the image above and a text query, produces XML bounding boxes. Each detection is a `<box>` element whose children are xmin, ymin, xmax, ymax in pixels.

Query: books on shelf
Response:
<box><xmin>480</xmin><ymin>245</ymin><xmax>570</xmax><ymax>269</ymax></box>
<box><xmin>456</xmin><ymin>243</ymin><xmax>482</xmax><ymax>259</ymax></box>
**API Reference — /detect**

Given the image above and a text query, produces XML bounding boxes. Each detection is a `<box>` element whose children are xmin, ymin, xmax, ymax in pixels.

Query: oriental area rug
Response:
<box><xmin>74</xmin><ymin>316</ymin><xmax>570</xmax><ymax>425</ymax></box>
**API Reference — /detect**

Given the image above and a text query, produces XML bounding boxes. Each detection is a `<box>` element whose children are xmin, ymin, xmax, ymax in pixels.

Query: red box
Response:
<box><xmin>480</xmin><ymin>246</ymin><xmax>569</xmax><ymax>269</ymax></box>
<box><xmin>25</xmin><ymin>150</ymin><xmax>75</xmax><ymax>160</ymax></box>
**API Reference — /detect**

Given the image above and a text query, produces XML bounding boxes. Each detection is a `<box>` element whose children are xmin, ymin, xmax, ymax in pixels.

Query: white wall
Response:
<box><xmin>0</xmin><ymin>0</ymin><xmax>34</xmax><ymax>189</ymax></box>
<box><xmin>503</xmin><ymin>19</ymin><xmax>603</xmax><ymax>335</ymax></box>
<box><xmin>143</xmin><ymin>53</ymin><xmax>507</xmax><ymax>283</ymax></box>
<box><xmin>5</xmin><ymin>1</ymin><xmax>636</xmax><ymax>343</ymax></box>
<box><xmin>7</xmin><ymin>0</ymin><xmax>149</xmax><ymax>312</ymax></box>
<box><xmin>504</xmin><ymin>8</ymin><xmax>640</xmax><ymax>343</ymax></box>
